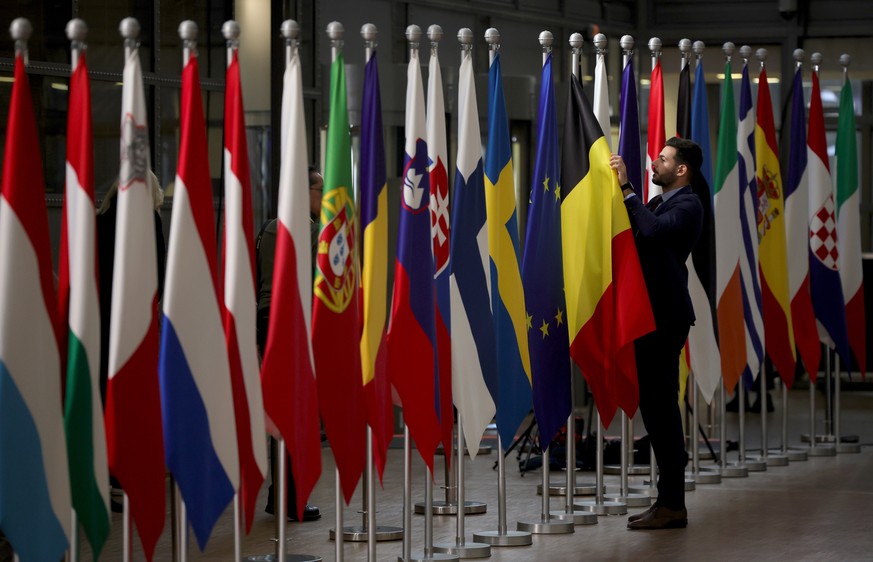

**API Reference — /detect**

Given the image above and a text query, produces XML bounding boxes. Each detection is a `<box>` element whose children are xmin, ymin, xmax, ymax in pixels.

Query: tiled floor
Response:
<box><xmin>91</xmin><ymin>383</ymin><xmax>872</xmax><ymax>561</ymax></box>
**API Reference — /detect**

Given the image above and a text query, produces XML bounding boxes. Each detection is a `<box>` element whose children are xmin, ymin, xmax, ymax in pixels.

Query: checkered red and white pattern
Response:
<box><xmin>810</xmin><ymin>195</ymin><xmax>838</xmax><ymax>270</ymax></box>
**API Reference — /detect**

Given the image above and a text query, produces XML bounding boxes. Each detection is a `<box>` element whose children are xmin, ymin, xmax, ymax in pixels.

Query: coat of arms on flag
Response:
<box><xmin>316</xmin><ymin>203</ymin><xmax>355</xmax><ymax>308</ymax></box>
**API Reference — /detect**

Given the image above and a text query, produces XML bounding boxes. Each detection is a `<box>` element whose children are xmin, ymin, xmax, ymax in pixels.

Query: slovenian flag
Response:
<box><xmin>387</xmin><ymin>45</ymin><xmax>442</xmax><ymax>472</ymax></box>
<box><xmin>160</xmin><ymin>53</ymin><xmax>239</xmax><ymax>549</ymax></box>
<box><xmin>0</xmin><ymin>49</ymin><xmax>71</xmax><ymax>562</ymax></box>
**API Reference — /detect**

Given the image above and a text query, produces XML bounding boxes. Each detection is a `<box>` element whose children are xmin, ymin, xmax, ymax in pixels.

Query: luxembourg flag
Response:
<box><xmin>160</xmin><ymin>52</ymin><xmax>239</xmax><ymax>549</ymax></box>
<box><xmin>222</xmin><ymin>46</ymin><xmax>267</xmax><ymax>532</ymax></box>
<box><xmin>0</xmin><ymin>49</ymin><xmax>71</xmax><ymax>562</ymax></box>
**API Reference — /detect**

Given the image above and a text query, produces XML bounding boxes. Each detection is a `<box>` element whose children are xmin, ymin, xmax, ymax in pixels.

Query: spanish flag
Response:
<box><xmin>755</xmin><ymin>65</ymin><xmax>797</xmax><ymax>386</ymax></box>
<box><xmin>560</xmin><ymin>73</ymin><xmax>654</xmax><ymax>427</ymax></box>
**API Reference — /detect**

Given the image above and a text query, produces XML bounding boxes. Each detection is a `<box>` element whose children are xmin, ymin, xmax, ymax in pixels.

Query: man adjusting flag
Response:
<box><xmin>561</xmin><ymin>71</ymin><xmax>655</xmax><ymax>426</ymax></box>
<box><xmin>485</xmin><ymin>44</ymin><xmax>532</xmax><ymax>448</ymax></box>
<box><xmin>387</xmin><ymin>40</ymin><xmax>442</xmax><ymax>470</ymax></box>
<box><xmin>522</xmin><ymin>51</ymin><xmax>571</xmax><ymax>450</ymax></box>
<box><xmin>223</xmin><ymin>40</ymin><xmax>267</xmax><ymax>531</ymax></box>
<box><xmin>0</xmin><ymin>38</ymin><xmax>71</xmax><ymax>562</ymax></box>
<box><xmin>160</xmin><ymin>42</ymin><xmax>239</xmax><ymax>549</ymax></box>
<box><xmin>449</xmin><ymin>38</ymin><xmax>497</xmax><ymax>457</ymax></box>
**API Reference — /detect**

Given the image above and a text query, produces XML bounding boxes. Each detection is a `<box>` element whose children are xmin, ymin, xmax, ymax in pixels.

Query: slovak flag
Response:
<box><xmin>159</xmin><ymin>52</ymin><xmax>239</xmax><ymax>549</ymax></box>
<box><xmin>387</xmin><ymin>46</ymin><xmax>442</xmax><ymax>472</ymax></box>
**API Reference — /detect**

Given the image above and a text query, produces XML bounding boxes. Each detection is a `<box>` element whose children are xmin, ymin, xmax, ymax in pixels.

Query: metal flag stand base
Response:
<box><xmin>417</xmin><ymin>426</ymin><xmax>487</xmax><ymax>515</ymax></box>
<box><xmin>433</xmin><ymin>413</ymin><xmax>492</xmax><ymax>559</ymax></box>
<box><xmin>538</xmin><ymin>482</ymin><xmax>597</xmax><ymax>496</ymax></box>
<box><xmin>686</xmin><ymin>377</ymin><xmax>722</xmax><ymax>485</ymax></box>
<box><xmin>604</xmin><ymin>413</ymin><xmax>654</xmax><ymax>507</ymax></box>
<box><xmin>472</xmin><ymin>434</ymin><xmax>533</xmax><ymax>547</ymax></box>
<box><xmin>833</xmin><ymin>355</ymin><xmax>861</xmax><ymax>454</ymax></box>
<box><xmin>576</xmin><ymin>414</ymin><xmax>628</xmax><ymax>516</ymax></box>
<box><xmin>517</xmin><ymin>447</ymin><xmax>576</xmax><ymax>534</ymax></box>
<box><xmin>246</xmin><ymin>437</ymin><xmax>321</xmax><ymax>562</ymax></box>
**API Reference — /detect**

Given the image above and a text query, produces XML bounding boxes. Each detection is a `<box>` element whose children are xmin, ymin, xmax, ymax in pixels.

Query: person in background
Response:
<box><xmin>255</xmin><ymin>166</ymin><xmax>323</xmax><ymax>522</ymax></box>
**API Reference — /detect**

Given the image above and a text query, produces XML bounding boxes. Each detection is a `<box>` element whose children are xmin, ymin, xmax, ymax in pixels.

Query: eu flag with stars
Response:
<box><xmin>521</xmin><ymin>53</ymin><xmax>571</xmax><ymax>451</ymax></box>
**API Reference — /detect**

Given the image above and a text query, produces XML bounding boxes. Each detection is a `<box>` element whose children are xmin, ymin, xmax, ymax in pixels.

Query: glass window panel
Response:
<box><xmin>77</xmin><ymin>0</ymin><xmax>155</xmax><ymax>74</ymax></box>
<box><xmin>0</xmin><ymin>2</ymin><xmax>72</xmax><ymax>65</ymax></box>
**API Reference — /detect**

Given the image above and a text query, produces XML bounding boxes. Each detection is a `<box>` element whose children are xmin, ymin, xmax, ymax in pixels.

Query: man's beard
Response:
<box><xmin>651</xmin><ymin>171</ymin><xmax>672</xmax><ymax>188</ymax></box>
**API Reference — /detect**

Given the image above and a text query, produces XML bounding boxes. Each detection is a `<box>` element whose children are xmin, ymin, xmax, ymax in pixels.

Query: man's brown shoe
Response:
<box><xmin>627</xmin><ymin>503</ymin><xmax>657</xmax><ymax>523</ymax></box>
<box><xmin>627</xmin><ymin>506</ymin><xmax>687</xmax><ymax>530</ymax></box>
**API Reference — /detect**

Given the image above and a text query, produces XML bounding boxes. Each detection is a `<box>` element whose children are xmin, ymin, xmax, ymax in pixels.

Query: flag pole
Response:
<box><xmin>604</xmin><ymin>34</ymin><xmax>655</xmax><ymax>505</ymax></box>
<box><xmin>473</xmin><ymin>26</ymin><xmax>533</xmax><ymax>550</ymax></box>
<box><xmin>65</xmin><ymin>17</ymin><xmax>88</xmax><ymax>562</ymax></box>
<box><xmin>644</xmin><ymin>37</ymin><xmax>662</xmax><ymax>491</ymax></box>
<box><xmin>117</xmin><ymin>17</ymin><xmax>141</xmax><ymax>562</ymax></box>
<box><xmin>833</xmin><ymin>54</ymin><xmax>862</xmax><ymax>455</ymax></box>
<box><xmin>429</xmin><ymin>26</ymin><xmax>490</xmax><ymax>557</ymax></box>
<box><xmin>220</xmin><ymin>20</ymin><xmax>245</xmax><ymax>561</ymax></box>
<box><xmin>716</xmin><ymin>43</ymin><xmax>751</xmax><ymax>479</ymax></box>
<box><xmin>734</xmin><ymin>45</ymin><xmax>766</xmax><ymax>474</ymax></box>
<box><xmin>519</xmin><ymin>36</ymin><xmax>586</xmax><ymax>539</ymax></box>
<box><xmin>325</xmin><ymin>20</ymin><xmax>347</xmax><ymax>562</ymax></box>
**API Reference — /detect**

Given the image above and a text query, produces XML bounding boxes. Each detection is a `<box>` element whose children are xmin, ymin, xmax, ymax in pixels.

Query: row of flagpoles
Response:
<box><xmin>0</xmin><ymin>12</ymin><xmax>867</xmax><ymax>562</ymax></box>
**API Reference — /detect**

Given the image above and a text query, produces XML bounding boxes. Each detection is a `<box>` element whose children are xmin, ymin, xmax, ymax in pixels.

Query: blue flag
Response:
<box><xmin>737</xmin><ymin>62</ymin><xmax>765</xmax><ymax>386</ymax></box>
<box><xmin>521</xmin><ymin>53</ymin><xmax>571</xmax><ymax>451</ymax></box>
<box><xmin>485</xmin><ymin>52</ymin><xmax>532</xmax><ymax>450</ymax></box>
<box><xmin>692</xmin><ymin>58</ymin><xmax>713</xmax><ymax>190</ymax></box>
<box><xmin>618</xmin><ymin>57</ymin><xmax>642</xmax><ymax>197</ymax></box>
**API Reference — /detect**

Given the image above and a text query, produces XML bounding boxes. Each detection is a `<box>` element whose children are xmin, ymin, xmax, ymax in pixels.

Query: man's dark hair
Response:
<box><xmin>665</xmin><ymin>137</ymin><xmax>703</xmax><ymax>176</ymax></box>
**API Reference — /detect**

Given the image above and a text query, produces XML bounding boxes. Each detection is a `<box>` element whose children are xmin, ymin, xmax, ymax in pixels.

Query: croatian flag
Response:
<box><xmin>387</xmin><ymin>47</ymin><xmax>442</xmax><ymax>472</ymax></box>
<box><xmin>808</xmin><ymin>65</ymin><xmax>850</xmax><ymax>377</ymax></box>
<box><xmin>160</xmin><ymin>53</ymin><xmax>239</xmax><ymax>549</ymax></box>
<box><xmin>0</xmin><ymin>50</ymin><xmax>71</xmax><ymax>562</ymax></box>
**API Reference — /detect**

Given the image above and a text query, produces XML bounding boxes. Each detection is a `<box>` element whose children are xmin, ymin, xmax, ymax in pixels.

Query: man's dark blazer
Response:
<box><xmin>624</xmin><ymin>185</ymin><xmax>704</xmax><ymax>336</ymax></box>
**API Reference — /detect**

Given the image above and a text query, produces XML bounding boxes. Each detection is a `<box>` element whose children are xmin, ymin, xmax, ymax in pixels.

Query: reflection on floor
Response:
<box><xmin>91</xmin><ymin>385</ymin><xmax>871</xmax><ymax>561</ymax></box>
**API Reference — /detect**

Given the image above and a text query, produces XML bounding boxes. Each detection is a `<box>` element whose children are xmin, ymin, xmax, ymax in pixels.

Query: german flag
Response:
<box><xmin>560</xmin><ymin>73</ymin><xmax>655</xmax><ymax>427</ymax></box>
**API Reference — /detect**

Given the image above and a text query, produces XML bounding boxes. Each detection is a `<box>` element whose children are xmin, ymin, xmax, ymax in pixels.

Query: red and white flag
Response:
<box><xmin>223</xmin><ymin>48</ymin><xmax>267</xmax><ymax>533</ymax></box>
<box><xmin>645</xmin><ymin>57</ymin><xmax>665</xmax><ymax>203</ymax></box>
<box><xmin>104</xmin><ymin>43</ymin><xmax>165</xmax><ymax>561</ymax></box>
<box><xmin>259</xmin><ymin>46</ymin><xmax>322</xmax><ymax>520</ymax></box>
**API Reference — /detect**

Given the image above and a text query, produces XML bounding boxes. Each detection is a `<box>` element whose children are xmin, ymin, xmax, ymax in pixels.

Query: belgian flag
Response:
<box><xmin>560</xmin><ymin>73</ymin><xmax>655</xmax><ymax>427</ymax></box>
